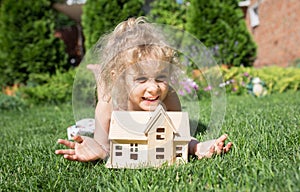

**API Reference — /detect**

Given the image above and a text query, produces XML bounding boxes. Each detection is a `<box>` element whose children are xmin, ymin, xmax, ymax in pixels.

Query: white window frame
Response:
<box><xmin>249</xmin><ymin>2</ymin><xmax>260</xmax><ymax>28</ymax></box>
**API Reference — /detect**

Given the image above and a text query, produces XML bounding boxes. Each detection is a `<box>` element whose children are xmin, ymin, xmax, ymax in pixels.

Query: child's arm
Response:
<box><xmin>93</xmin><ymin>98</ymin><xmax>112</xmax><ymax>153</ymax></box>
<box><xmin>188</xmin><ymin>134</ymin><xmax>232</xmax><ymax>159</ymax></box>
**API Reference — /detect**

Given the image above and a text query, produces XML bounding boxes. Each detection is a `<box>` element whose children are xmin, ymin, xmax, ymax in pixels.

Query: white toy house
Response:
<box><xmin>105</xmin><ymin>105</ymin><xmax>191</xmax><ymax>168</ymax></box>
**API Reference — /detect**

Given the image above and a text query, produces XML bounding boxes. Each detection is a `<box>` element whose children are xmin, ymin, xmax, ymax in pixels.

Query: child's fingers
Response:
<box><xmin>57</xmin><ymin>139</ymin><xmax>76</xmax><ymax>148</ymax></box>
<box><xmin>217</xmin><ymin>141</ymin><xmax>224</xmax><ymax>148</ymax></box>
<box><xmin>63</xmin><ymin>154</ymin><xmax>78</xmax><ymax>161</ymax></box>
<box><xmin>73</xmin><ymin>135</ymin><xmax>84</xmax><ymax>143</ymax></box>
<box><xmin>64</xmin><ymin>154</ymin><xmax>92</xmax><ymax>162</ymax></box>
<box><xmin>223</xmin><ymin>142</ymin><xmax>232</xmax><ymax>153</ymax></box>
<box><xmin>216</xmin><ymin>134</ymin><xmax>228</xmax><ymax>144</ymax></box>
<box><xmin>213</xmin><ymin>143</ymin><xmax>222</xmax><ymax>155</ymax></box>
<box><xmin>55</xmin><ymin>149</ymin><xmax>75</xmax><ymax>155</ymax></box>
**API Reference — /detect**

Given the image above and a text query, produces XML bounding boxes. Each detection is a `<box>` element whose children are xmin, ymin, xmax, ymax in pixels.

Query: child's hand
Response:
<box><xmin>195</xmin><ymin>134</ymin><xmax>232</xmax><ymax>159</ymax></box>
<box><xmin>55</xmin><ymin>136</ymin><xmax>108</xmax><ymax>162</ymax></box>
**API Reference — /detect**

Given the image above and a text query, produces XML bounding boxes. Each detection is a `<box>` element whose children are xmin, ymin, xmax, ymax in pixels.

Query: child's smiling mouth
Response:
<box><xmin>142</xmin><ymin>96</ymin><xmax>159</xmax><ymax>101</ymax></box>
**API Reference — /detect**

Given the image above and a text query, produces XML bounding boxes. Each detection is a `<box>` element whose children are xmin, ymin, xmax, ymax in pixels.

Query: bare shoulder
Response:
<box><xmin>164</xmin><ymin>86</ymin><xmax>181</xmax><ymax>111</ymax></box>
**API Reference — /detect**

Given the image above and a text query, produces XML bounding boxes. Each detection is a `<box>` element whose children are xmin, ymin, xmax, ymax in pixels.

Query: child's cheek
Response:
<box><xmin>160</xmin><ymin>83</ymin><xmax>169</xmax><ymax>98</ymax></box>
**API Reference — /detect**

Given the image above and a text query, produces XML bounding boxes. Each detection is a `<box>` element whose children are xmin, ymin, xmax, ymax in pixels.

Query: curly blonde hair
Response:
<box><xmin>92</xmin><ymin>17</ymin><xmax>181</xmax><ymax>101</ymax></box>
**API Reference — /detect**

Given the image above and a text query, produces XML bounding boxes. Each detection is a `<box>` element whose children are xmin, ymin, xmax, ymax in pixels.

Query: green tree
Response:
<box><xmin>82</xmin><ymin>0</ymin><xmax>144</xmax><ymax>50</ymax></box>
<box><xmin>186</xmin><ymin>0</ymin><xmax>257</xmax><ymax>67</ymax></box>
<box><xmin>148</xmin><ymin>0</ymin><xmax>188</xmax><ymax>30</ymax></box>
<box><xmin>0</xmin><ymin>0</ymin><xmax>68</xmax><ymax>86</ymax></box>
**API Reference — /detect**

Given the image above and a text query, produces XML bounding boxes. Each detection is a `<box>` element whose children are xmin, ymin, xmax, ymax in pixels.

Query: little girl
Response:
<box><xmin>55</xmin><ymin>17</ymin><xmax>232</xmax><ymax>162</ymax></box>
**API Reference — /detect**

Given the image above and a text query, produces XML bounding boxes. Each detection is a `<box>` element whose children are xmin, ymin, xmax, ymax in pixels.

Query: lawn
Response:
<box><xmin>0</xmin><ymin>91</ymin><xmax>299</xmax><ymax>191</ymax></box>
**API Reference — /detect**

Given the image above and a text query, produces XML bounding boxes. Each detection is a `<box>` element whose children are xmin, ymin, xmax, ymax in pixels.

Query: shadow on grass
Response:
<box><xmin>190</xmin><ymin>119</ymin><xmax>208</xmax><ymax>137</ymax></box>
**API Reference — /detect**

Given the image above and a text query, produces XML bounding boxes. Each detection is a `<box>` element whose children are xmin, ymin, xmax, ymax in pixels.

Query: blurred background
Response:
<box><xmin>0</xmin><ymin>0</ymin><xmax>299</xmax><ymax>109</ymax></box>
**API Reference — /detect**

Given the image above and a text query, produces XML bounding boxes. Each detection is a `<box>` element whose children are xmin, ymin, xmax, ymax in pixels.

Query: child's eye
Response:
<box><xmin>156</xmin><ymin>75</ymin><xmax>168</xmax><ymax>82</ymax></box>
<box><xmin>135</xmin><ymin>77</ymin><xmax>147</xmax><ymax>83</ymax></box>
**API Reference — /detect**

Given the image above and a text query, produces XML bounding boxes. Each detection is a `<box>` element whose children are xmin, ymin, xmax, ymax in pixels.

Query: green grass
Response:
<box><xmin>1</xmin><ymin>92</ymin><xmax>299</xmax><ymax>191</ymax></box>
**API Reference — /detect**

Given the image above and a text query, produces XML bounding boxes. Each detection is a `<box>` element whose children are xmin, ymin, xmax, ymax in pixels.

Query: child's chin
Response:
<box><xmin>140</xmin><ymin>102</ymin><xmax>159</xmax><ymax>111</ymax></box>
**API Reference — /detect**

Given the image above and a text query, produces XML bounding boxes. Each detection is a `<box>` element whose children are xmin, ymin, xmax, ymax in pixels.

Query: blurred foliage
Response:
<box><xmin>220</xmin><ymin>66</ymin><xmax>300</xmax><ymax>95</ymax></box>
<box><xmin>54</xmin><ymin>12</ymin><xmax>77</xmax><ymax>29</ymax></box>
<box><xmin>81</xmin><ymin>0</ymin><xmax>145</xmax><ymax>50</ymax></box>
<box><xmin>0</xmin><ymin>93</ymin><xmax>27</xmax><ymax>111</ymax></box>
<box><xmin>185</xmin><ymin>0</ymin><xmax>257</xmax><ymax>67</ymax></box>
<box><xmin>191</xmin><ymin>66</ymin><xmax>300</xmax><ymax>98</ymax></box>
<box><xmin>148</xmin><ymin>0</ymin><xmax>188</xmax><ymax>30</ymax></box>
<box><xmin>0</xmin><ymin>0</ymin><xmax>68</xmax><ymax>87</ymax></box>
<box><xmin>19</xmin><ymin>69</ymin><xmax>75</xmax><ymax>105</ymax></box>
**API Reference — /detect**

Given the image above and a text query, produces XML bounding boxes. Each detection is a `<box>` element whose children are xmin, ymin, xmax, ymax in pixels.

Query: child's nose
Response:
<box><xmin>146</xmin><ymin>79</ymin><xmax>160</xmax><ymax>93</ymax></box>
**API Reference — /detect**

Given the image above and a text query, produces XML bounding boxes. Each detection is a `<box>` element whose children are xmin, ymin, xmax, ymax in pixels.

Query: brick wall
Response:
<box><xmin>244</xmin><ymin>0</ymin><xmax>300</xmax><ymax>67</ymax></box>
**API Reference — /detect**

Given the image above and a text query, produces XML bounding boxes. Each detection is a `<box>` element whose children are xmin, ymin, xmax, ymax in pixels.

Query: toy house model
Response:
<box><xmin>105</xmin><ymin>105</ymin><xmax>191</xmax><ymax>169</ymax></box>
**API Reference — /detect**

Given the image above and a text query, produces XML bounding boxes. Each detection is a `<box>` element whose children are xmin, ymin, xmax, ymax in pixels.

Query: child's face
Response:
<box><xmin>125</xmin><ymin>61</ymin><xmax>170</xmax><ymax>111</ymax></box>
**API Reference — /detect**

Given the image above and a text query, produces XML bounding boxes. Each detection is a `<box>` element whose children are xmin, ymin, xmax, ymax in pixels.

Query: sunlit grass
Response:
<box><xmin>0</xmin><ymin>91</ymin><xmax>299</xmax><ymax>191</ymax></box>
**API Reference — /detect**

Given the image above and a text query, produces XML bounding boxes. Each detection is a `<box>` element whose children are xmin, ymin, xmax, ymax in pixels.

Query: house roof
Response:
<box><xmin>144</xmin><ymin>104</ymin><xmax>177</xmax><ymax>134</ymax></box>
<box><xmin>109</xmin><ymin>106</ymin><xmax>191</xmax><ymax>141</ymax></box>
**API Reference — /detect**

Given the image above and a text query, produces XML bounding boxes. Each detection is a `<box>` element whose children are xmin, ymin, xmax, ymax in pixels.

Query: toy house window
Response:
<box><xmin>156</xmin><ymin>147</ymin><xmax>165</xmax><ymax>159</ymax></box>
<box><xmin>156</xmin><ymin>155</ymin><xmax>164</xmax><ymax>159</ymax></box>
<box><xmin>130</xmin><ymin>154</ymin><xmax>138</xmax><ymax>160</ymax></box>
<box><xmin>176</xmin><ymin>145</ymin><xmax>183</xmax><ymax>157</ymax></box>
<box><xmin>115</xmin><ymin>152</ymin><xmax>122</xmax><ymax>156</ymax></box>
<box><xmin>115</xmin><ymin>145</ymin><xmax>122</xmax><ymax>150</ymax></box>
<box><xmin>115</xmin><ymin>145</ymin><xmax>123</xmax><ymax>156</ymax></box>
<box><xmin>156</xmin><ymin>127</ymin><xmax>165</xmax><ymax>140</ymax></box>
<box><xmin>130</xmin><ymin>143</ymin><xmax>138</xmax><ymax>152</ymax></box>
<box><xmin>130</xmin><ymin>143</ymin><xmax>138</xmax><ymax>160</ymax></box>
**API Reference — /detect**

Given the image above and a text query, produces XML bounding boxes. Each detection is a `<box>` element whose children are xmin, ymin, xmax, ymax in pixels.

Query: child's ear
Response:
<box><xmin>111</xmin><ymin>70</ymin><xmax>116</xmax><ymax>80</ymax></box>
